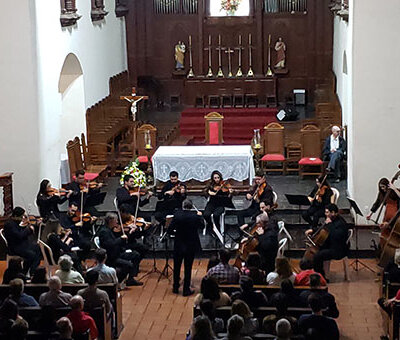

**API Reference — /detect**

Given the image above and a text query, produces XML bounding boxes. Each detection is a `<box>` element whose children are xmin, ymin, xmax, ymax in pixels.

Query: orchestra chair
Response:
<box><xmin>38</xmin><ymin>240</ymin><xmax>58</xmax><ymax>279</ymax></box>
<box><xmin>0</xmin><ymin>229</ymin><xmax>21</xmax><ymax>264</ymax></box>
<box><xmin>278</xmin><ymin>221</ymin><xmax>293</xmax><ymax>242</ymax></box>
<box><xmin>323</xmin><ymin>228</ymin><xmax>353</xmax><ymax>282</ymax></box>
<box><xmin>331</xmin><ymin>187</ymin><xmax>340</xmax><ymax>204</ymax></box>
<box><xmin>205</xmin><ymin>112</ymin><xmax>224</xmax><ymax>145</ymax></box>
<box><xmin>298</xmin><ymin>124</ymin><xmax>323</xmax><ymax>178</ymax></box>
<box><xmin>136</xmin><ymin>123</ymin><xmax>157</xmax><ymax>163</ymax></box>
<box><xmin>261</xmin><ymin>122</ymin><xmax>286</xmax><ymax>174</ymax></box>
<box><xmin>94</xmin><ymin>236</ymin><xmax>101</xmax><ymax>249</ymax></box>
<box><xmin>211</xmin><ymin>212</ymin><xmax>225</xmax><ymax>245</ymax></box>
<box><xmin>273</xmin><ymin>191</ymin><xmax>278</xmax><ymax>206</ymax></box>
<box><xmin>278</xmin><ymin>238</ymin><xmax>288</xmax><ymax>257</ymax></box>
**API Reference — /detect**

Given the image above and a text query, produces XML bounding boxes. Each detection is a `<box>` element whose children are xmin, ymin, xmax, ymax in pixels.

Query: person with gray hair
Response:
<box><xmin>322</xmin><ymin>125</ymin><xmax>347</xmax><ymax>183</ymax></box>
<box><xmin>55</xmin><ymin>254</ymin><xmax>84</xmax><ymax>284</ymax></box>
<box><xmin>56</xmin><ymin>317</ymin><xmax>73</xmax><ymax>340</ymax></box>
<box><xmin>39</xmin><ymin>276</ymin><xmax>72</xmax><ymax>307</ymax></box>
<box><xmin>221</xmin><ymin>314</ymin><xmax>252</xmax><ymax>340</ymax></box>
<box><xmin>275</xmin><ymin>318</ymin><xmax>291</xmax><ymax>340</ymax></box>
<box><xmin>67</xmin><ymin>295</ymin><xmax>98</xmax><ymax>340</ymax></box>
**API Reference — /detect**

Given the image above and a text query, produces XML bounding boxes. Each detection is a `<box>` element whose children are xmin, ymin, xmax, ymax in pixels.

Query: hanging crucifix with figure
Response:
<box><xmin>120</xmin><ymin>87</ymin><xmax>149</xmax><ymax>121</ymax></box>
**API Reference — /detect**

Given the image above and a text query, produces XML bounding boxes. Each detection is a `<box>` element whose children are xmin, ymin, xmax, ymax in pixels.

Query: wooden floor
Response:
<box><xmin>118</xmin><ymin>258</ymin><xmax>385</xmax><ymax>340</ymax></box>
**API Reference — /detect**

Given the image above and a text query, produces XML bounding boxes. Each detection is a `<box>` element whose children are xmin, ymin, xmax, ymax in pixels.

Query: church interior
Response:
<box><xmin>1</xmin><ymin>0</ymin><xmax>400</xmax><ymax>339</ymax></box>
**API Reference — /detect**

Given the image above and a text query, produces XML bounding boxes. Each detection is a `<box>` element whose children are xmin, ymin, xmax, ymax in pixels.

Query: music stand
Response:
<box><xmin>285</xmin><ymin>194</ymin><xmax>311</xmax><ymax>223</ymax></box>
<box><xmin>158</xmin><ymin>215</ymin><xmax>174</xmax><ymax>282</ymax></box>
<box><xmin>347</xmin><ymin>197</ymin><xmax>376</xmax><ymax>273</ymax></box>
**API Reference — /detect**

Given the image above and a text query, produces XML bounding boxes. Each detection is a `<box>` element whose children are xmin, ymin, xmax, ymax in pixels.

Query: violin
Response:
<box><xmin>19</xmin><ymin>215</ymin><xmax>42</xmax><ymax>227</ymax></box>
<box><xmin>129</xmin><ymin>187</ymin><xmax>151</xmax><ymax>196</ymax></box>
<box><xmin>120</xmin><ymin>213</ymin><xmax>152</xmax><ymax>232</ymax></box>
<box><xmin>47</xmin><ymin>188</ymin><xmax>69</xmax><ymax>196</ymax></box>
<box><xmin>250</xmin><ymin>182</ymin><xmax>266</xmax><ymax>202</ymax></box>
<box><xmin>314</xmin><ymin>185</ymin><xmax>328</xmax><ymax>203</ymax></box>
<box><xmin>214</xmin><ymin>180</ymin><xmax>232</xmax><ymax>193</ymax></box>
<box><xmin>172</xmin><ymin>183</ymin><xmax>185</xmax><ymax>193</ymax></box>
<box><xmin>71</xmin><ymin>211</ymin><xmax>93</xmax><ymax>223</ymax></box>
<box><xmin>79</xmin><ymin>181</ymin><xmax>105</xmax><ymax>191</ymax></box>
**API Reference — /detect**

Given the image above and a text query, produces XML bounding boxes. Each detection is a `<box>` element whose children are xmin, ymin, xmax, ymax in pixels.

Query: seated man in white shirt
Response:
<box><xmin>322</xmin><ymin>126</ymin><xmax>347</xmax><ymax>183</ymax></box>
<box><xmin>87</xmin><ymin>248</ymin><xmax>118</xmax><ymax>284</ymax></box>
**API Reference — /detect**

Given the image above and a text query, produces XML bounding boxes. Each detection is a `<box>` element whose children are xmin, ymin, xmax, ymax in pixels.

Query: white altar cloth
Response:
<box><xmin>152</xmin><ymin>145</ymin><xmax>255</xmax><ymax>183</ymax></box>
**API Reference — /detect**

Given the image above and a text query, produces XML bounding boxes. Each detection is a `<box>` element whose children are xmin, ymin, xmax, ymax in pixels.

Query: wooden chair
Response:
<box><xmin>261</xmin><ymin>122</ymin><xmax>286</xmax><ymax>174</ymax></box>
<box><xmin>205</xmin><ymin>112</ymin><xmax>224</xmax><ymax>145</ymax></box>
<box><xmin>245</xmin><ymin>94</ymin><xmax>258</xmax><ymax>108</ymax></box>
<box><xmin>208</xmin><ymin>95</ymin><xmax>220</xmax><ymax>108</ymax></box>
<box><xmin>80</xmin><ymin>133</ymin><xmax>108</xmax><ymax>175</ymax></box>
<box><xmin>136</xmin><ymin>123</ymin><xmax>157</xmax><ymax>162</ymax></box>
<box><xmin>298</xmin><ymin>125</ymin><xmax>323</xmax><ymax>178</ymax></box>
<box><xmin>285</xmin><ymin>142</ymin><xmax>301</xmax><ymax>174</ymax></box>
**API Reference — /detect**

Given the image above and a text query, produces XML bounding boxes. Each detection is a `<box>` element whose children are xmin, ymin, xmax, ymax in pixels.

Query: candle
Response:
<box><xmin>239</xmin><ymin>35</ymin><xmax>241</xmax><ymax>45</ymax></box>
<box><xmin>189</xmin><ymin>35</ymin><xmax>192</xmax><ymax>46</ymax></box>
<box><xmin>269</xmin><ymin>34</ymin><xmax>271</xmax><ymax>44</ymax></box>
<box><xmin>219</xmin><ymin>34</ymin><xmax>221</xmax><ymax>45</ymax></box>
<box><xmin>209</xmin><ymin>35</ymin><xmax>211</xmax><ymax>45</ymax></box>
<box><xmin>145</xmin><ymin>144</ymin><xmax>152</xmax><ymax>150</ymax></box>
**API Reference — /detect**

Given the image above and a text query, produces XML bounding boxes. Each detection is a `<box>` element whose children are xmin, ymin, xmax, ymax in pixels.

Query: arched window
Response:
<box><xmin>209</xmin><ymin>0</ymin><xmax>250</xmax><ymax>17</ymax></box>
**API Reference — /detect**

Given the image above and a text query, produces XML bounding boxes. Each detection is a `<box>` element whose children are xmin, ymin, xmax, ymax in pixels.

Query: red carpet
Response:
<box><xmin>179</xmin><ymin>108</ymin><xmax>278</xmax><ymax>144</ymax></box>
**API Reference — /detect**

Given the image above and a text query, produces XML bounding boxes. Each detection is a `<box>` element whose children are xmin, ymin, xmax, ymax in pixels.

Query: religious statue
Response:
<box><xmin>174</xmin><ymin>41</ymin><xmax>186</xmax><ymax>70</ymax></box>
<box><xmin>120</xmin><ymin>87</ymin><xmax>149</xmax><ymax>121</ymax></box>
<box><xmin>274</xmin><ymin>37</ymin><xmax>286</xmax><ymax>69</ymax></box>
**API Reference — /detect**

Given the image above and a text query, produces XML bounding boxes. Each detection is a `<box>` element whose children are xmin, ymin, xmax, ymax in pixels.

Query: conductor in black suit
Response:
<box><xmin>169</xmin><ymin>199</ymin><xmax>203</xmax><ymax>296</ymax></box>
<box><xmin>322</xmin><ymin>126</ymin><xmax>347</xmax><ymax>183</ymax></box>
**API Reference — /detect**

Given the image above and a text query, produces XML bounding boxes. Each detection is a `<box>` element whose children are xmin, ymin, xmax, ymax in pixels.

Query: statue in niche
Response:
<box><xmin>274</xmin><ymin>37</ymin><xmax>286</xmax><ymax>69</ymax></box>
<box><xmin>174</xmin><ymin>41</ymin><xmax>186</xmax><ymax>70</ymax></box>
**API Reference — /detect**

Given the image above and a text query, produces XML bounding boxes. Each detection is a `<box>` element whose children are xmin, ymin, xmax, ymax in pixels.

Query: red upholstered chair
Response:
<box><xmin>261</xmin><ymin>122</ymin><xmax>286</xmax><ymax>174</ymax></box>
<box><xmin>205</xmin><ymin>112</ymin><xmax>224</xmax><ymax>144</ymax></box>
<box><xmin>299</xmin><ymin>124</ymin><xmax>323</xmax><ymax>178</ymax></box>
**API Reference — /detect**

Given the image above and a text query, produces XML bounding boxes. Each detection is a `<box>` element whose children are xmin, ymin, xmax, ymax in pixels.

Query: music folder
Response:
<box><xmin>285</xmin><ymin>194</ymin><xmax>311</xmax><ymax>207</ymax></box>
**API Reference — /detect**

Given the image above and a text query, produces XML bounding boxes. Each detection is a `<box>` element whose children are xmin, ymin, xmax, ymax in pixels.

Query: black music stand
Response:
<box><xmin>347</xmin><ymin>197</ymin><xmax>376</xmax><ymax>273</ymax></box>
<box><xmin>158</xmin><ymin>230</ymin><xmax>173</xmax><ymax>282</ymax></box>
<box><xmin>285</xmin><ymin>194</ymin><xmax>311</xmax><ymax>223</ymax></box>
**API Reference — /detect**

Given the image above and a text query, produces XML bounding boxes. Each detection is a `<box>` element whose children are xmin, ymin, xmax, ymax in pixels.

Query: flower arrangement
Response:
<box><xmin>120</xmin><ymin>159</ymin><xmax>147</xmax><ymax>187</ymax></box>
<box><xmin>221</xmin><ymin>0</ymin><xmax>242</xmax><ymax>15</ymax></box>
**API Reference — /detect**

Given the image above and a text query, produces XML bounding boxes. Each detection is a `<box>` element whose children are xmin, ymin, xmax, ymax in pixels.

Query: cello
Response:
<box><xmin>303</xmin><ymin>223</ymin><xmax>330</xmax><ymax>262</ymax></box>
<box><xmin>234</xmin><ymin>222</ymin><xmax>261</xmax><ymax>269</ymax></box>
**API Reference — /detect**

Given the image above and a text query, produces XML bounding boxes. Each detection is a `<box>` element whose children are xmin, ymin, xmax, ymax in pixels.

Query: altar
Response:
<box><xmin>152</xmin><ymin>145</ymin><xmax>255</xmax><ymax>183</ymax></box>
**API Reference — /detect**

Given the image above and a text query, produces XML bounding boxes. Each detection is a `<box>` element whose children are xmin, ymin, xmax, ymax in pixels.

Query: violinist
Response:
<box><xmin>116</xmin><ymin>174</ymin><xmax>153</xmax><ymax>217</ymax></box>
<box><xmin>302</xmin><ymin>175</ymin><xmax>334</xmax><ymax>232</ymax></box>
<box><xmin>36</xmin><ymin>179</ymin><xmax>73</xmax><ymax>221</ymax></box>
<box><xmin>237</xmin><ymin>171</ymin><xmax>274</xmax><ymax>226</ymax></box>
<box><xmin>312</xmin><ymin>204</ymin><xmax>350</xmax><ymax>278</ymax></box>
<box><xmin>155</xmin><ymin>171</ymin><xmax>187</xmax><ymax>226</ymax></box>
<box><xmin>66</xmin><ymin>170</ymin><xmax>104</xmax><ymax>214</ymax></box>
<box><xmin>203</xmin><ymin>171</ymin><xmax>234</xmax><ymax>233</ymax></box>
<box><xmin>3</xmin><ymin>207</ymin><xmax>41</xmax><ymax>276</ymax></box>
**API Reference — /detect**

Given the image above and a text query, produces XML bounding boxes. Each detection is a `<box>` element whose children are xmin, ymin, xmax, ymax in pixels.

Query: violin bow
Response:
<box><xmin>133</xmin><ymin>184</ymin><xmax>141</xmax><ymax>229</ymax></box>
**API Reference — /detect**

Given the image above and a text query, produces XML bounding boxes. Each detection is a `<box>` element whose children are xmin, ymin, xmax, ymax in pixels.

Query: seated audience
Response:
<box><xmin>207</xmin><ymin>255</ymin><xmax>220</xmax><ymax>272</ymax></box>
<box><xmin>56</xmin><ymin>317</ymin><xmax>74</xmax><ymax>340</ymax></box>
<box><xmin>267</xmin><ymin>257</ymin><xmax>296</xmax><ymax>286</ymax></box>
<box><xmin>2</xmin><ymin>257</ymin><xmax>26</xmax><ymax>284</ymax></box>
<box><xmin>322</xmin><ymin>125</ymin><xmax>346</xmax><ymax>183</ymax></box>
<box><xmin>220</xmin><ymin>315</ymin><xmax>252</xmax><ymax>340</ymax></box>
<box><xmin>199</xmin><ymin>300</ymin><xmax>224</xmax><ymax>334</ymax></box>
<box><xmin>263</xmin><ymin>293</ymin><xmax>298</xmax><ymax>335</ymax></box>
<box><xmin>8</xmin><ymin>278</ymin><xmax>39</xmax><ymax>307</ymax></box>
<box><xmin>9</xmin><ymin>317</ymin><xmax>29</xmax><ymax>340</ymax></box>
<box><xmin>194</xmin><ymin>277</ymin><xmax>231</xmax><ymax>308</ymax></box>
<box><xmin>78</xmin><ymin>270</ymin><xmax>112</xmax><ymax>315</ymax></box>
<box><xmin>231</xmin><ymin>300</ymin><xmax>258</xmax><ymax>336</ymax></box>
<box><xmin>241</xmin><ymin>252</ymin><xmax>266</xmax><ymax>285</ymax></box>
<box><xmin>67</xmin><ymin>295</ymin><xmax>98</xmax><ymax>340</ymax></box>
<box><xmin>87</xmin><ymin>248</ymin><xmax>118</xmax><ymax>284</ymax></box>
<box><xmin>206</xmin><ymin>250</ymin><xmax>240</xmax><ymax>284</ymax></box>
<box><xmin>299</xmin><ymin>274</ymin><xmax>339</xmax><ymax>318</ymax></box>
<box><xmin>298</xmin><ymin>293</ymin><xmax>339</xmax><ymax>340</ymax></box>
<box><xmin>0</xmin><ymin>299</ymin><xmax>20</xmax><ymax>336</ymax></box>
<box><xmin>294</xmin><ymin>258</ymin><xmax>327</xmax><ymax>286</ymax></box>
<box><xmin>384</xmin><ymin>249</ymin><xmax>400</xmax><ymax>283</ymax></box>
<box><xmin>269</xmin><ymin>279</ymin><xmax>303</xmax><ymax>308</ymax></box>
<box><xmin>55</xmin><ymin>255</ymin><xmax>84</xmax><ymax>284</ymax></box>
<box><xmin>30</xmin><ymin>266</ymin><xmax>48</xmax><ymax>284</ymax></box>
<box><xmin>275</xmin><ymin>318</ymin><xmax>292</xmax><ymax>340</ymax></box>
<box><xmin>188</xmin><ymin>315</ymin><xmax>217</xmax><ymax>340</ymax></box>
<box><xmin>39</xmin><ymin>276</ymin><xmax>72</xmax><ymax>308</ymax></box>
<box><xmin>231</xmin><ymin>276</ymin><xmax>268</xmax><ymax>308</ymax></box>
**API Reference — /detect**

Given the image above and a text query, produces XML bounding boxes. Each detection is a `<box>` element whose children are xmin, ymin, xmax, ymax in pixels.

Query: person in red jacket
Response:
<box><xmin>67</xmin><ymin>295</ymin><xmax>98</xmax><ymax>340</ymax></box>
<box><xmin>294</xmin><ymin>258</ymin><xmax>327</xmax><ymax>286</ymax></box>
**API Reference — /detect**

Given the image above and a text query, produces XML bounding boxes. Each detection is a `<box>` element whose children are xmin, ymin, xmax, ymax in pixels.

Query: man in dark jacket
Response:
<box><xmin>322</xmin><ymin>126</ymin><xmax>347</xmax><ymax>182</ymax></box>
<box><xmin>169</xmin><ymin>199</ymin><xmax>203</xmax><ymax>296</ymax></box>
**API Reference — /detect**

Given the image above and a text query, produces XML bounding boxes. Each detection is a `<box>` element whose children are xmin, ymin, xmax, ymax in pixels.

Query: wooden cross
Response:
<box><xmin>215</xmin><ymin>35</ymin><xmax>226</xmax><ymax>77</ymax></box>
<box><xmin>247</xmin><ymin>33</ymin><xmax>255</xmax><ymax>77</ymax></box>
<box><xmin>235</xmin><ymin>35</ymin><xmax>244</xmax><ymax>77</ymax></box>
<box><xmin>120</xmin><ymin>87</ymin><xmax>149</xmax><ymax>121</ymax></box>
<box><xmin>203</xmin><ymin>35</ymin><xmax>214</xmax><ymax>77</ymax></box>
<box><xmin>225</xmin><ymin>47</ymin><xmax>235</xmax><ymax>78</ymax></box>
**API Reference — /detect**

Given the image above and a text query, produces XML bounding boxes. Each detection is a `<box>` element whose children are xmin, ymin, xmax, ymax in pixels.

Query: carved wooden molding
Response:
<box><xmin>91</xmin><ymin>0</ymin><xmax>109</xmax><ymax>21</ymax></box>
<box><xmin>115</xmin><ymin>0</ymin><xmax>129</xmax><ymax>17</ymax></box>
<box><xmin>204</xmin><ymin>112</ymin><xmax>224</xmax><ymax>120</ymax></box>
<box><xmin>60</xmin><ymin>0</ymin><xmax>82</xmax><ymax>27</ymax></box>
<box><xmin>264</xmin><ymin>122</ymin><xmax>284</xmax><ymax>131</ymax></box>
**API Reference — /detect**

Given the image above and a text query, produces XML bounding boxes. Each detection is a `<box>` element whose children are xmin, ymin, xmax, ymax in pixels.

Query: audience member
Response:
<box><xmin>263</xmin><ymin>293</ymin><xmax>298</xmax><ymax>335</ymax></box>
<box><xmin>55</xmin><ymin>255</ymin><xmax>84</xmax><ymax>284</ymax></box>
<box><xmin>275</xmin><ymin>318</ymin><xmax>291</xmax><ymax>340</ymax></box>
<box><xmin>299</xmin><ymin>274</ymin><xmax>339</xmax><ymax>318</ymax></box>
<box><xmin>241</xmin><ymin>252</ymin><xmax>266</xmax><ymax>285</ymax></box>
<box><xmin>188</xmin><ymin>315</ymin><xmax>216</xmax><ymax>340</ymax></box>
<box><xmin>30</xmin><ymin>266</ymin><xmax>48</xmax><ymax>284</ymax></box>
<box><xmin>2</xmin><ymin>257</ymin><xmax>26</xmax><ymax>284</ymax></box>
<box><xmin>56</xmin><ymin>317</ymin><xmax>74</xmax><ymax>340</ymax></box>
<box><xmin>220</xmin><ymin>315</ymin><xmax>252</xmax><ymax>340</ymax></box>
<box><xmin>231</xmin><ymin>300</ymin><xmax>258</xmax><ymax>336</ymax></box>
<box><xmin>294</xmin><ymin>258</ymin><xmax>327</xmax><ymax>286</ymax></box>
<box><xmin>0</xmin><ymin>299</ymin><xmax>19</xmax><ymax>336</ymax></box>
<box><xmin>231</xmin><ymin>276</ymin><xmax>268</xmax><ymax>308</ymax></box>
<box><xmin>206</xmin><ymin>250</ymin><xmax>240</xmax><ymax>284</ymax></box>
<box><xmin>67</xmin><ymin>295</ymin><xmax>98</xmax><ymax>340</ymax></box>
<box><xmin>207</xmin><ymin>255</ymin><xmax>220</xmax><ymax>272</ymax></box>
<box><xmin>8</xmin><ymin>278</ymin><xmax>38</xmax><ymax>307</ymax></box>
<box><xmin>199</xmin><ymin>300</ymin><xmax>224</xmax><ymax>334</ymax></box>
<box><xmin>9</xmin><ymin>317</ymin><xmax>29</xmax><ymax>340</ymax></box>
<box><xmin>87</xmin><ymin>248</ymin><xmax>118</xmax><ymax>284</ymax></box>
<box><xmin>78</xmin><ymin>270</ymin><xmax>112</xmax><ymax>315</ymax></box>
<box><xmin>384</xmin><ymin>249</ymin><xmax>400</xmax><ymax>283</ymax></box>
<box><xmin>39</xmin><ymin>276</ymin><xmax>72</xmax><ymax>308</ymax></box>
<box><xmin>194</xmin><ymin>277</ymin><xmax>231</xmax><ymax>308</ymax></box>
<box><xmin>298</xmin><ymin>293</ymin><xmax>339</xmax><ymax>340</ymax></box>
<box><xmin>270</xmin><ymin>279</ymin><xmax>303</xmax><ymax>308</ymax></box>
<box><xmin>267</xmin><ymin>257</ymin><xmax>296</xmax><ymax>285</ymax></box>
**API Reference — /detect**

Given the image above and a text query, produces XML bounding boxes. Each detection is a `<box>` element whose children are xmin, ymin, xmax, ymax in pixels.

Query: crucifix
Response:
<box><xmin>187</xmin><ymin>35</ymin><xmax>195</xmax><ymax>78</ymax></box>
<box><xmin>225</xmin><ymin>47</ymin><xmax>235</xmax><ymax>78</ymax></box>
<box><xmin>247</xmin><ymin>33</ymin><xmax>255</xmax><ymax>77</ymax></box>
<box><xmin>203</xmin><ymin>35</ymin><xmax>214</xmax><ymax>77</ymax></box>
<box><xmin>216</xmin><ymin>35</ymin><xmax>226</xmax><ymax>78</ymax></box>
<box><xmin>235</xmin><ymin>35</ymin><xmax>244</xmax><ymax>77</ymax></box>
<box><xmin>120</xmin><ymin>87</ymin><xmax>149</xmax><ymax>121</ymax></box>
<box><xmin>266</xmin><ymin>34</ymin><xmax>274</xmax><ymax>77</ymax></box>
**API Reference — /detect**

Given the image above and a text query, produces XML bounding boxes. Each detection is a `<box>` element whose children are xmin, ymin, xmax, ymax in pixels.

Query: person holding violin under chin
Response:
<box><xmin>302</xmin><ymin>175</ymin><xmax>334</xmax><ymax>232</ymax></box>
<box><xmin>36</xmin><ymin>179</ymin><xmax>73</xmax><ymax>221</ymax></box>
<box><xmin>116</xmin><ymin>174</ymin><xmax>153</xmax><ymax>217</ymax></box>
<box><xmin>3</xmin><ymin>207</ymin><xmax>41</xmax><ymax>276</ymax></box>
